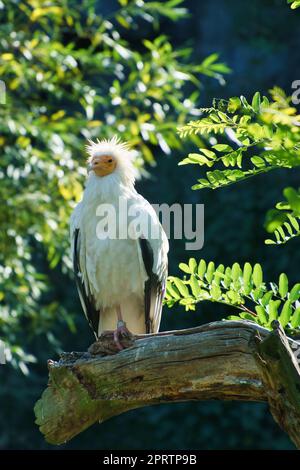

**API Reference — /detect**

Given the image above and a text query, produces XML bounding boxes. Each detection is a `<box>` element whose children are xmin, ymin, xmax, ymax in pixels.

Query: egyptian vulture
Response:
<box><xmin>70</xmin><ymin>137</ymin><xmax>169</xmax><ymax>349</ymax></box>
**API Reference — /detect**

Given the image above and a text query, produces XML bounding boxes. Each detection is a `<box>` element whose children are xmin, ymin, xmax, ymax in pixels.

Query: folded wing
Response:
<box><xmin>70</xmin><ymin>206</ymin><xmax>100</xmax><ymax>338</ymax></box>
<box><xmin>136</xmin><ymin>197</ymin><xmax>169</xmax><ymax>333</ymax></box>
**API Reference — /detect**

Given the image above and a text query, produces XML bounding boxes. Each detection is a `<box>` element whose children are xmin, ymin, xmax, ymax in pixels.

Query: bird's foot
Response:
<box><xmin>113</xmin><ymin>320</ymin><xmax>132</xmax><ymax>351</ymax></box>
<box><xmin>88</xmin><ymin>323</ymin><xmax>134</xmax><ymax>355</ymax></box>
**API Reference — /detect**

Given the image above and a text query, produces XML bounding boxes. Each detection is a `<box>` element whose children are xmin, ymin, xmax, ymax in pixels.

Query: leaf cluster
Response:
<box><xmin>166</xmin><ymin>259</ymin><xmax>300</xmax><ymax>335</ymax></box>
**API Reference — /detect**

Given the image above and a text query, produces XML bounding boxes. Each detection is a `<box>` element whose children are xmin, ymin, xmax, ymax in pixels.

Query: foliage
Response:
<box><xmin>0</xmin><ymin>0</ymin><xmax>298</xmax><ymax>451</ymax></box>
<box><xmin>171</xmin><ymin>4</ymin><xmax>300</xmax><ymax>336</ymax></box>
<box><xmin>178</xmin><ymin>88</ymin><xmax>300</xmax><ymax>244</ymax></box>
<box><xmin>0</xmin><ymin>0</ymin><xmax>229</xmax><ymax>370</ymax></box>
<box><xmin>287</xmin><ymin>0</ymin><xmax>300</xmax><ymax>9</ymax></box>
<box><xmin>166</xmin><ymin>259</ymin><xmax>300</xmax><ymax>335</ymax></box>
<box><xmin>265</xmin><ymin>187</ymin><xmax>300</xmax><ymax>245</ymax></box>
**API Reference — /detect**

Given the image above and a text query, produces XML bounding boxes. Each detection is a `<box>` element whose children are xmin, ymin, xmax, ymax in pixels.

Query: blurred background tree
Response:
<box><xmin>165</xmin><ymin>87</ymin><xmax>300</xmax><ymax>331</ymax></box>
<box><xmin>0</xmin><ymin>0</ymin><xmax>229</xmax><ymax>370</ymax></box>
<box><xmin>0</xmin><ymin>0</ymin><xmax>300</xmax><ymax>450</ymax></box>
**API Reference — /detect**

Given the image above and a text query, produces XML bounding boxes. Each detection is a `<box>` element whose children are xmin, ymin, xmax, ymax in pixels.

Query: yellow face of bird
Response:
<box><xmin>90</xmin><ymin>154</ymin><xmax>117</xmax><ymax>177</ymax></box>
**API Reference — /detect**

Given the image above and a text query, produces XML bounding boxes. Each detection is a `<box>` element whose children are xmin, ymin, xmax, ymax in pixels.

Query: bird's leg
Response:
<box><xmin>113</xmin><ymin>305</ymin><xmax>131</xmax><ymax>350</ymax></box>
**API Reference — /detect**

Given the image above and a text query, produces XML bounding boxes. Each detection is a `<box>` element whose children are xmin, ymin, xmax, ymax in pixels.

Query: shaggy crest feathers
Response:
<box><xmin>86</xmin><ymin>136</ymin><xmax>137</xmax><ymax>187</ymax></box>
<box><xmin>86</xmin><ymin>135</ymin><xmax>131</xmax><ymax>157</ymax></box>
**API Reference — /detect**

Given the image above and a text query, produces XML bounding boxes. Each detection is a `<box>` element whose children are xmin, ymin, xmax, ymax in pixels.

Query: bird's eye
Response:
<box><xmin>108</xmin><ymin>159</ymin><xmax>113</xmax><ymax>163</ymax></box>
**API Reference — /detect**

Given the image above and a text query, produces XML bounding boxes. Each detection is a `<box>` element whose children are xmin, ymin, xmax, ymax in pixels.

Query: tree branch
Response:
<box><xmin>34</xmin><ymin>320</ymin><xmax>300</xmax><ymax>447</ymax></box>
<box><xmin>253</xmin><ymin>320</ymin><xmax>300</xmax><ymax>448</ymax></box>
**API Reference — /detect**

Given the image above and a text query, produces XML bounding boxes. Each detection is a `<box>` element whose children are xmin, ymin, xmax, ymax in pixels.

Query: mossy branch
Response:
<box><xmin>34</xmin><ymin>320</ymin><xmax>300</xmax><ymax>447</ymax></box>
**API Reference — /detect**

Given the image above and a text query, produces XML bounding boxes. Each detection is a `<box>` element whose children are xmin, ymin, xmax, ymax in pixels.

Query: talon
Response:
<box><xmin>113</xmin><ymin>328</ymin><xmax>124</xmax><ymax>350</ymax></box>
<box><xmin>113</xmin><ymin>321</ymin><xmax>131</xmax><ymax>350</ymax></box>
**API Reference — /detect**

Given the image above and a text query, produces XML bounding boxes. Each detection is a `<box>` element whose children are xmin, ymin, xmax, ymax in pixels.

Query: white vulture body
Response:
<box><xmin>70</xmin><ymin>137</ymin><xmax>169</xmax><ymax>338</ymax></box>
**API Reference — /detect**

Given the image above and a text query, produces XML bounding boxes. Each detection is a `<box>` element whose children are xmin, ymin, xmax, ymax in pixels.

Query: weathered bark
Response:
<box><xmin>34</xmin><ymin>320</ymin><xmax>300</xmax><ymax>447</ymax></box>
<box><xmin>253</xmin><ymin>321</ymin><xmax>300</xmax><ymax>449</ymax></box>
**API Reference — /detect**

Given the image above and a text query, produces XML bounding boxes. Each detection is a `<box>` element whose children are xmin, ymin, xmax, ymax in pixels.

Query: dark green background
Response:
<box><xmin>2</xmin><ymin>0</ymin><xmax>300</xmax><ymax>450</ymax></box>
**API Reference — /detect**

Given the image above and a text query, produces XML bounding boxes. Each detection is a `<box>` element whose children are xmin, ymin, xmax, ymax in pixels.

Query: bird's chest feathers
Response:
<box><xmin>80</xmin><ymin>190</ymin><xmax>147</xmax><ymax>306</ymax></box>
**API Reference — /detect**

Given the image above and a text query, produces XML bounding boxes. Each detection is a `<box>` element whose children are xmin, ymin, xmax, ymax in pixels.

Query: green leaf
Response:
<box><xmin>253</xmin><ymin>264</ymin><xmax>263</xmax><ymax>287</ymax></box>
<box><xmin>210</xmin><ymin>285</ymin><xmax>222</xmax><ymax>300</ymax></box>
<box><xmin>198</xmin><ymin>259</ymin><xmax>207</xmax><ymax>278</ymax></box>
<box><xmin>279</xmin><ymin>273</ymin><xmax>289</xmax><ymax>298</ymax></box>
<box><xmin>166</xmin><ymin>283</ymin><xmax>181</xmax><ymax>299</ymax></box>
<box><xmin>291</xmin><ymin>307</ymin><xmax>300</xmax><ymax>328</ymax></box>
<box><xmin>251</xmin><ymin>91</ymin><xmax>261</xmax><ymax>112</ymax></box>
<box><xmin>255</xmin><ymin>305</ymin><xmax>268</xmax><ymax>325</ymax></box>
<box><xmin>290</xmin><ymin>1</ymin><xmax>300</xmax><ymax>10</ymax></box>
<box><xmin>213</xmin><ymin>265</ymin><xmax>224</xmax><ymax>286</ymax></box>
<box><xmin>201</xmin><ymin>52</ymin><xmax>220</xmax><ymax>67</ymax></box>
<box><xmin>240</xmin><ymin>312</ymin><xmax>257</xmax><ymax>322</ymax></box>
<box><xmin>179</xmin><ymin>263</ymin><xmax>190</xmax><ymax>274</ymax></box>
<box><xmin>205</xmin><ymin>261</ymin><xmax>215</xmax><ymax>283</ymax></box>
<box><xmin>223</xmin><ymin>267</ymin><xmax>232</xmax><ymax>288</ymax></box>
<box><xmin>242</xmin><ymin>262</ymin><xmax>252</xmax><ymax>292</ymax></box>
<box><xmin>190</xmin><ymin>275</ymin><xmax>201</xmax><ymax>297</ymax></box>
<box><xmin>288</xmin><ymin>214</ymin><xmax>300</xmax><ymax>230</ymax></box>
<box><xmin>279</xmin><ymin>300</ymin><xmax>292</xmax><ymax>327</ymax></box>
<box><xmin>283</xmin><ymin>187</ymin><xmax>300</xmax><ymax>215</ymax></box>
<box><xmin>268</xmin><ymin>300</ymin><xmax>281</xmax><ymax>324</ymax></box>
<box><xmin>231</xmin><ymin>262</ymin><xmax>241</xmax><ymax>281</ymax></box>
<box><xmin>289</xmin><ymin>283</ymin><xmax>300</xmax><ymax>302</ymax></box>
<box><xmin>251</xmin><ymin>287</ymin><xmax>265</xmax><ymax>302</ymax></box>
<box><xmin>188</xmin><ymin>258</ymin><xmax>197</xmax><ymax>273</ymax></box>
<box><xmin>227</xmin><ymin>97</ymin><xmax>241</xmax><ymax>113</ymax></box>
<box><xmin>251</xmin><ymin>156</ymin><xmax>265</xmax><ymax>168</ymax></box>
<box><xmin>186</xmin><ymin>153</ymin><xmax>211</xmax><ymax>165</ymax></box>
<box><xmin>173</xmin><ymin>278</ymin><xmax>190</xmax><ymax>297</ymax></box>
<box><xmin>260</xmin><ymin>291</ymin><xmax>273</xmax><ymax>307</ymax></box>
<box><xmin>212</xmin><ymin>144</ymin><xmax>233</xmax><ymax>152</ymax></box>
<box><xmin>226</xmin><ymin>290</ymin><xmax>242</xmax><ymax>304</ymax></box>
<box><xmin>227</xmin><ymin>315</ymin><xmax>243</xmax><ymax>321</ymax></box>
<box><xmin>199</xmin><ymin>148</ymin><xmax>216</xmax><ymax>158</ymax></box>
<box><xmin>265</xmin><ymin>239</ymin><xmax>277</xmax><ymax>245</ymax></box>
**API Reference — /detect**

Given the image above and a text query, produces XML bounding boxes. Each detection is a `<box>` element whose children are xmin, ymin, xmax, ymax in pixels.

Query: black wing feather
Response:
<box><xmin>139</xmin><ymin>237</ymin><xmax>164</xmax><ymax>334</ymax></box>
<box><xmin>73</xmin><ymin>228</ymin><xmax>100</xmax><ymax>337</ymax></box>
